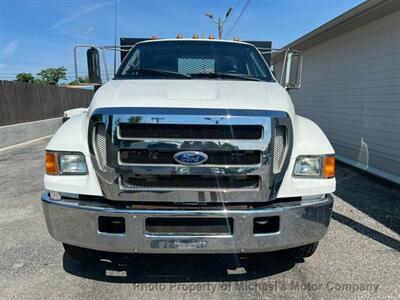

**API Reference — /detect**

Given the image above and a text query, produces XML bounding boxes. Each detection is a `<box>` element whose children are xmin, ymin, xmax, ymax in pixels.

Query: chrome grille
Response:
<box><xmin>118</xmin><ymin>123</ymin><xmax>263</xmax><ymax>140</ymax></box>
<box><xmin>273</xmin><ymin>126</ymin><xmax>287</xmax><ymax>173</ymax></box>
<box><xmin>89</xmin><ymin>108</ymin><xmax>291</xmax><ymax>203</ymax></box>
<box><xmin>119</xmin><ymin>150</ymin><xmax>261</xmax><ymax>166</ymax></box>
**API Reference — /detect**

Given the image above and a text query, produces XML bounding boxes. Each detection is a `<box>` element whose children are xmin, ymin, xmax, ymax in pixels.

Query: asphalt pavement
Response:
<box><xmin>0</xmin><ymin>138</ymin><xmax>399</xmax><ymax>299</ymax></box>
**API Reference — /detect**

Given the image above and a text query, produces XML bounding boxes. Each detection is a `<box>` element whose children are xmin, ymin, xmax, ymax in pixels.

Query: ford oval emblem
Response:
<box><xmin>174</xmin><ymin>151</ymin><xmax>208</xmax><ymax>166</ymax></box>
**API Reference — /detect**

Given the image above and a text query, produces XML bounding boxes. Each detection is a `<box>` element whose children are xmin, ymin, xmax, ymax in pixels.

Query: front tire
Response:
<box><xmin>286</xmin><ymin>242</ymin><xmax>319</xmax><ymax>261</ymax></box>
<box><xmin>63</xmin><ymin>243</ymin><xmax>99</xmax><ymax>262</ymax></box>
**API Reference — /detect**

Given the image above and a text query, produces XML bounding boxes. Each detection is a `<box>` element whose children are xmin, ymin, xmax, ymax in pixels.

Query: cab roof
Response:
<box><xmin>135</xmin><ymin>38</ymin><xmax>254</xmax><ymax>47</ymax></box>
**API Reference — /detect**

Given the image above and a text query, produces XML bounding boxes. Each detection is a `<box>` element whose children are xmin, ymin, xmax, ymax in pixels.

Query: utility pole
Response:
<box><xmin>218</xmin><ymin>17</ymin><xmax>223</xmax><ymax>39</ymax></box>
<box><xmin>205</xmin><ymin>7</ymin><xmax>233</xmax><ymax>39</ymax></box>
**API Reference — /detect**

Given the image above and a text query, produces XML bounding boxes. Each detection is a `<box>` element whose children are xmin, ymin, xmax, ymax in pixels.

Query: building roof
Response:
<box><xmin>273</xmin><ymin>0</ymin><xmax>400</xmax><ymax>61</ymax></box>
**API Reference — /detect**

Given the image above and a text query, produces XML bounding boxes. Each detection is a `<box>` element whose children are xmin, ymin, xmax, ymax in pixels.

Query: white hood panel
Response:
<box><xmin>89</xmin><ymin>80</ymin><xmax>295</xmax><ymax>117</ymax></box>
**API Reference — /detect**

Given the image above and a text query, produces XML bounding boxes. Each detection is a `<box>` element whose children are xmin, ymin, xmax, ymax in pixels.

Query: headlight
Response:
<box><xmin>46</xmin><ymin>152</ymin><xmax>88</xmax><ymax>175</ymax></box>
<box><xmin>294</xmin><ymin>156</ymin><xmax>322</xmax><ymax>177</ymax></box>
<box><xmin>293</xmin><ymin>155</ymin><xmax>335</xmax><ymax>178</ymax></box>
<box><xmin>59</xmin><ymin>153</ymin><xmax>87</xmax><ymax>174</ymax></box>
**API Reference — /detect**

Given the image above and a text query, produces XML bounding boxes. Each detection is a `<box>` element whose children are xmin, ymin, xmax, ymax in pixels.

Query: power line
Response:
<box><xmin>113</xmin><ymin>0</ymin><xmax>118</xmax><ymax>75</ymax></box>
<box><xmin>224</xmin><ymin>0</ymin><xmax>250</xmax><ymax>38</ymax></box>
<box><xmin>229</xmin><ymin>0</ymin><xmax>243</xmax><ymax>20</ymax></box>
<box><xmin>0</xmin><ymin>71</ymin><xmax>111</xmax><ymax>76</ymax></box>
<box><xmin>224</xmin><ymin>0</ymin><xmax>251</xmax><ymax>38</ymax></box>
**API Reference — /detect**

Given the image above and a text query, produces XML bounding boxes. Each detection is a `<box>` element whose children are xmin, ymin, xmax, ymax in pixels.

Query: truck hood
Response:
<box><xmin>89</xmin><ymin>79</ymin><xmax>295</xmax><ymax>117</ymax></box>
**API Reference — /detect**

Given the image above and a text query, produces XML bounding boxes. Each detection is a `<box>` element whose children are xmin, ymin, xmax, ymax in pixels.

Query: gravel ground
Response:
<box><xmin>0</xmin><ymin>138</ymin><xmax>399</xmax><ymax>300</ymax></box>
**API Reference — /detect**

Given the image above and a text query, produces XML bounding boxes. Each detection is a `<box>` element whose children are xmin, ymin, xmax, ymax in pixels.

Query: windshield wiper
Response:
<box><xmin>189</xmin><ymin>72</ymin><xmax>262</xmax><ymax>81</ymax></box>
<box><xmin>129</xmin><ymin>69</ymin><xmax>191</xmax><ymax>79</ymax></box>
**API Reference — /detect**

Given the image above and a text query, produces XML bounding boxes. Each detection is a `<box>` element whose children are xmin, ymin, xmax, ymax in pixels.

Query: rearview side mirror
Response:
<box><xmin>281</xmin><ymin>50</ymin><xmax>302</xmax><ymax>90</ymax></box>
<box><xmin>87</xmin><ymin>47</ymin><xmax>102</xmax><ymax>84</ymax></box>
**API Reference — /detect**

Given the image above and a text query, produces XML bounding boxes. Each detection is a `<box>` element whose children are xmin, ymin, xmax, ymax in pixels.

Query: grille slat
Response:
<box><xmin>119</xmin><ymin>124</ymin><xmax>263</xmax><ymax>140</ymax></box>
<box><xmin>119</xmin><ymin>150</ymin><xmax>261</xmax><ymax>165</ymax></box>
<box><xmin>121</xmin><ymin>175</ymin><xmax>260</xmax><ymax>191</ymax></box>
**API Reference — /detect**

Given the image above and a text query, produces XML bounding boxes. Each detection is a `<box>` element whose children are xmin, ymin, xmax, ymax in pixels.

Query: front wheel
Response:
<box><xmin>285</xmin><ymin>242</ymin><xmax>319</xmax><ymax>261</ymax></box>
<box><xmin>63</xmin><ymin>243</ymin><xmax>99</xmax><ymax>262</ymax></box>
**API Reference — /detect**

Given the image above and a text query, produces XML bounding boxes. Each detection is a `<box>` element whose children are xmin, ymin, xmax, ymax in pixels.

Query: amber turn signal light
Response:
<box><xmin>46</xmin><ymin>152</ymin><xmax>58</xmax><ymax>175</ymax></box>
<box><xmin>323</xmin><ymin>156</ymin><xmax>335</xmax><ymax>178</ymax></box>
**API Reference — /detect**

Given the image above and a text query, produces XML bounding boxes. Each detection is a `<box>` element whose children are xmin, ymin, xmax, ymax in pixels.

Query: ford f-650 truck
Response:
<box><xmin>42</xmin><ymin>38</ymin><xmax>335</xmax><ymax>262</ymax></box>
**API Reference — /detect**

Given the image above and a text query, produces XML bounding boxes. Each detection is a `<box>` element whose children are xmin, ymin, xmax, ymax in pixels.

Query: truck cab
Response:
<box><xmin>42</xmin><ymin>39</ymin><xmax>335</xmax><ymax>261</ymax></box>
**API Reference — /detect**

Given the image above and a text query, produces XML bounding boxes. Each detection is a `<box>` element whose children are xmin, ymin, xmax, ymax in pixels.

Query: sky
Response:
<box><xmin>0</xmin><ymin>0</ymin><xmax>365</xmax><ymax>82</ymax></box>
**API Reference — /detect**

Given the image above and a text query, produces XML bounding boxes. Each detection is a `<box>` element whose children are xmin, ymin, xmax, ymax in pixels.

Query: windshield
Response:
<box><xmin>116</xmin><ymin>41</ymin><xmax>274</xmax><ymax>82</ymax></box>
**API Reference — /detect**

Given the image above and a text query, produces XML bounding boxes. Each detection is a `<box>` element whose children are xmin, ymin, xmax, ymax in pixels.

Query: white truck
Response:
<box><xmin>42</xmin><ymin>38</ymin><xmax>336</xmax><ymax>262</ymax></box>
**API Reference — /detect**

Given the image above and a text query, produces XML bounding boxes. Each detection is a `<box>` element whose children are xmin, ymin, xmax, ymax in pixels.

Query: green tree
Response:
<box><xmin>67</xmin><ymin>75</ymin><xmax>90</xmax><ymax>85</ymax></box>
<box><xmin>15</xmin><ymin>73</ymin><xmax>34</xmax><ymax>83</ymax></box>
<box><xmin>33</xmin><ymin>78</ymin><xmax>46</xmax><ymax>85</ymax></box>
<box><xmin>128</xmin><ymin>116</ymin><xmax>142</xmax><ymax>123</ymax></box>
<box><xmin>37</xmin><ymin>66</ymin><xmax>67</xmax><ymax>85</ymax></box>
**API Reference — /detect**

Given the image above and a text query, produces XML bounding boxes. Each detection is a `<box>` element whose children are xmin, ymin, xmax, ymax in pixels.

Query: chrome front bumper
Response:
<box><xmin>41</xmin><ymin>193</ymin><xmax>333</xmax><ymax>254</ymax></box>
